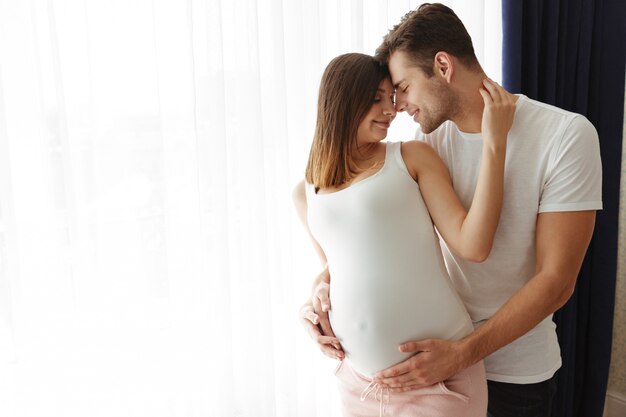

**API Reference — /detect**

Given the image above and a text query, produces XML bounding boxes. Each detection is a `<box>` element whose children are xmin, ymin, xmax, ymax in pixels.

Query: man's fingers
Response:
<box><xmin>380</xmin><ymin>371</ymin><xmax>420</xmax><ymax>386</ymax></box>
<box><xmin>374</xmin><ymin>361</ymin><xmax>411</xmax><ymax>381</ymax></box>
<box><xmin>388</xmin><ymin>383</ymin><xmax>426</xmax><ymax>393</ymax></box>
<box><xmin>399</xmin><ymin>340</ymin><xmax>432</xmax><ymax>353</ymax></box>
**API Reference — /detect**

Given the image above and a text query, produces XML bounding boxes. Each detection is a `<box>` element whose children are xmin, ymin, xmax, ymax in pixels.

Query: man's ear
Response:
<box><xmin>434</xmin><ymin>51</ymin><xmax>454</xmax><ymax>83</ymax></box>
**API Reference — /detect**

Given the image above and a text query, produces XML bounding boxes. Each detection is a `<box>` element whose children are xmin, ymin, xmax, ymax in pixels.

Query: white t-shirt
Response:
<box><xmin>420</xmin><ymin>94</ymin><xmax>603</xmax><ymax>384</ymax></box>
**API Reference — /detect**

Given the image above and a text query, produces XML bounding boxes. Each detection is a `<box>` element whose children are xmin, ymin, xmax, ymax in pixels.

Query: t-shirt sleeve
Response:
<box><xmin>538</xmin><ymin>115</ymin><xmax>603</xmax><ymax>213</ymax></box>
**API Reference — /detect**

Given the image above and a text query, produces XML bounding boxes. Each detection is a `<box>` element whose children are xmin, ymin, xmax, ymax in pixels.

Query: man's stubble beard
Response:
<box><xmin>418</xmin><ymin>81</ymin><xmax>460</xmax><ymax>134</ymax></box>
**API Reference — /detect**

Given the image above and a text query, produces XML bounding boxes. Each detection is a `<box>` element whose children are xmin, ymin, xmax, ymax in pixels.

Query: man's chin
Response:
<box><xmin>416</xmin><ymin>116</ymin><xmax>447</xmax><ymax>134</ymax></box>
<box><xmin>418</xmin><ymin>122</ymin><xmax>440</xmax><ymax>134</ymax></box>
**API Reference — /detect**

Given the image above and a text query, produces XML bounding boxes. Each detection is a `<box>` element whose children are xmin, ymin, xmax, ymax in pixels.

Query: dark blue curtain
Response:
<box><xmin>502</xmin><ymin>1</ymin><xmax>625</xmax><ymax>417</ymax></box>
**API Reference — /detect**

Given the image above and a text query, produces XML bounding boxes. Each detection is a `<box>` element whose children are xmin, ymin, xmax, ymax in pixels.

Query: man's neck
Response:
<box><xmin>450</xmin><ymin>72</ymin><xmax>488</xmax><ymax>134</ymax></box>
<box><xmin>451</xmin><ymin>72</ymin><xmax>520</xmax><ymax>134</ymax></box>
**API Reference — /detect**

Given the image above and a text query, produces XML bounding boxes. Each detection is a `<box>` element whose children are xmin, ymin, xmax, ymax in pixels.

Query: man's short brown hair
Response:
<box><xmin>375</xmin><ymin>3</ymin><xmax>480</xmax><ymax>76</ymax></box>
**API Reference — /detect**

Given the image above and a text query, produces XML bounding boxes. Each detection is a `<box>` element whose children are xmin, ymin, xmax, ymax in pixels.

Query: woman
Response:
<box><xmin>293</xmin><ymin>53</ymin><xmax>514</xmax><ymax>416</ymax></box>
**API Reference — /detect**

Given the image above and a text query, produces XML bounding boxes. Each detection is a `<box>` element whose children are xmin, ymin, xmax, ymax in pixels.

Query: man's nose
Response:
<box><xmin>395</xmin><ymin>94</ymin><xmax>407</xmax><ymax>112</ymax></box>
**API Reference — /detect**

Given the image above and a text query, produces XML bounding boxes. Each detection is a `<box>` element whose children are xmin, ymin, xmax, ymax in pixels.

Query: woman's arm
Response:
<box><xmin>292</xmin><ymin>180</ymin><xmax>328</xmax><ymax>266</ymax></box>
<box><xmin>292</xmin><ymin>180</ymin><xmax>344</xmax><ymax>360</ymax></box>
<box><xmin>403</xmin><ymin>79</ymin><xmax>515</xmax><ymax>262</ymax></box>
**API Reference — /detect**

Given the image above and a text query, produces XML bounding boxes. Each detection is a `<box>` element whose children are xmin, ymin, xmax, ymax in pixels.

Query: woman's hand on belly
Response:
<box><xmin>299</xmin><ymin>281</ymin><xmax>344</xmax><ymax>360</ymax></box>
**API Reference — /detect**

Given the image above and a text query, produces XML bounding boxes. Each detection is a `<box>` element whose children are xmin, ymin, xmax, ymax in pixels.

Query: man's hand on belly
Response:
<box><xmin>373</xmin><ymin>338</ymin><xmax>471</xmax><ymax>391</ymax></box>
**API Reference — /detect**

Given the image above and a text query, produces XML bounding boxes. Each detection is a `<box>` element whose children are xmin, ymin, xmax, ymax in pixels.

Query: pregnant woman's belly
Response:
<box><xmin>329</xmin><ymin>268</ymin><xmax>473</xmax><ymax>378</ymax></box>
<box><xmin>303</xmin><ymin>150</ymin><xmax>476</xmax><ymax>378</ymax></box>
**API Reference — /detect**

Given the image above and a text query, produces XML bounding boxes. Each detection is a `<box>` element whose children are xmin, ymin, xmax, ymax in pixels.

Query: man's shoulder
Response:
<box><xmin>513</xmin><ymin>95</ymin><xmax>596</xmax><ymax>139</ymax></box>
<box><xmin>516</xmin><ymin>95</ymin><xmax>587</xmax><ymax>123</ymax></box>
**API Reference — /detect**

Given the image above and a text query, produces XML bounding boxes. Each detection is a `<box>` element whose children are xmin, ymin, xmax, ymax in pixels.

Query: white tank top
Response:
<box><xmin>305</xmin><ymin>141</ymin><xmax>473</xmax><ymax>377</ymax></box>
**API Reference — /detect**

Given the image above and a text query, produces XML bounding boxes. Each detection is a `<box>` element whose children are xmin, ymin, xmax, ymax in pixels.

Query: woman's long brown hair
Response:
<box><xmin>305</xmin><ymin>53</ymin><xmax>390</xmax><ymax>189</ymax></box>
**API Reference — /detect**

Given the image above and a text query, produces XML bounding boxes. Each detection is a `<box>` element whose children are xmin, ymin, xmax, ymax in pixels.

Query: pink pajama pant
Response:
<box><xmin>334</xmin><ymin>360</ymin><xmax>487</xmax><ymax>417</ymax></box>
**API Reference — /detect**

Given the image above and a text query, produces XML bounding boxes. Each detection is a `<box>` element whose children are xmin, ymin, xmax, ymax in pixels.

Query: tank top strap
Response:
<box><xmin>386</xmin><ymin>141</ymin><xmax>413</xmax><ymax>178</ymax></box>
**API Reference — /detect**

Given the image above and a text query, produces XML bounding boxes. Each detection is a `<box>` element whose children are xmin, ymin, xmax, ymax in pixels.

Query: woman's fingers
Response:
<box><xmin>314</xmin><ymin>281</ymin><xmax>331</xmax><ymax>312</ymax></box>
<box><xmin>299</xmin><ymin>303</ymin><xmax>344</xmax><ymax>359</ymax></box>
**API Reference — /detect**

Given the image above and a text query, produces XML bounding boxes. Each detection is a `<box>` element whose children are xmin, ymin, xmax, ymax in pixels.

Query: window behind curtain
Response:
<box><xmin>0</xmin><ymin>1</ymin><xmax>501</xmax><ymax>416</ymax></box>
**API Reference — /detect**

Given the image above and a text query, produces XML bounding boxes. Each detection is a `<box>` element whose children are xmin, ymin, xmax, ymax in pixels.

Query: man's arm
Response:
<box><xmin>374</xmin><ymin>210</ymin><xmax>596</xmax><ymax>390</ymax></box>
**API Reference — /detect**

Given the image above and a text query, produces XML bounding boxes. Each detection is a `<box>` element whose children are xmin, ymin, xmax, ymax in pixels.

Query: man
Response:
<box><xmin>299</xmin><ymin>3</ymin><xmax>602</xmax><ymax>417</ymax></box>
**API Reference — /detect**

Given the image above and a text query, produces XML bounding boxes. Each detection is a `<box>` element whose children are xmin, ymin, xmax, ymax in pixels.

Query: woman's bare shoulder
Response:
<box><xmin>400</xmin><ymin>140</ymin><xmax>440</xmax><ymax>178</ymax></box>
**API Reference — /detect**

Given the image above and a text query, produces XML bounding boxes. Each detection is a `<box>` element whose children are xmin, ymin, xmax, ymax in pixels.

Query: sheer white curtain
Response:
<box><xmin>0</xmin><ymin>1</ymin><xmax>500</xmax><ymax>416</ymax></box>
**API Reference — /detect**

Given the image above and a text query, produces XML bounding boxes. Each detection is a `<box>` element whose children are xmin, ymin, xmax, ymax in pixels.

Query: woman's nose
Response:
<box><xmin>384</xmin><ymin>100</ymin><xmax>397</xmax><ymax>116</ymax></box>
<box><xmin>384</xmin><ymin>106</ymin><xmax>397</xmax><ymax>116</ymax></box>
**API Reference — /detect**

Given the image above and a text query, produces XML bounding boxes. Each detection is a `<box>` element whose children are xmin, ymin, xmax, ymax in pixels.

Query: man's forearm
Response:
<box><xmin>459</xmin><ymin>211</ymin><xmax>594</xmax><ymax>367</ymax></box>
<box><xmin>458</xmin><ymin>270</ymin><xmax>573</xmax><ymax>367</ymax></box>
